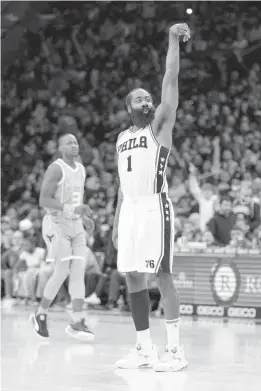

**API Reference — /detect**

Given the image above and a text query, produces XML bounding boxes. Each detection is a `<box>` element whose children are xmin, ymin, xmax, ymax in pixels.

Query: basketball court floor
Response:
<box><xmin>1</xmin><ymin>307</ymin><xmax>261</xmax><ymax>391</ymax></box>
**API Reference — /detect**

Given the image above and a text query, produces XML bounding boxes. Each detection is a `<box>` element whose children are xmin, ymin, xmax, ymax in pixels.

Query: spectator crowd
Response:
<box><xmin>1</xmin><ymin>2</ymin><xmax>261</xmax><ymax>310</ymax></box>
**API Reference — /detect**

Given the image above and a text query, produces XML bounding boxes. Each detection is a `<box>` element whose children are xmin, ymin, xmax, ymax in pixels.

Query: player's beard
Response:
<box><xmin>130</xmin><ymin>106</ymin><xmax>156</xmax><ymax>128</ymax></box>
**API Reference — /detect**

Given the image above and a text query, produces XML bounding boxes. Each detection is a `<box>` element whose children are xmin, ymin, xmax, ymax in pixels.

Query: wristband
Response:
<box><xmin>63</xmin><ymin>204</ymin><xmax>75</xmax><ymax>217</ymax></box>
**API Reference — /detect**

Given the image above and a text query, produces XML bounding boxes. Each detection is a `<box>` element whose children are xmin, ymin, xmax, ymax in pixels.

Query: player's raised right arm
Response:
<box><xmin>39</xmin><ymin>164</ymin><xmax>63</xmax><ymax>210</ymax></box>
<box><xmin>152</xmin><ymin>24</ymin><xmax>190</xmax><ymax>148</ymax></box>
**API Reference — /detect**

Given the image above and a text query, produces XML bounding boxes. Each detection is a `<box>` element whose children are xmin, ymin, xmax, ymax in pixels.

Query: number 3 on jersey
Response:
<box><xmin>127</xmin><ymin>155</ymin><xmax>132</xmax><ymax>172</ymax></box>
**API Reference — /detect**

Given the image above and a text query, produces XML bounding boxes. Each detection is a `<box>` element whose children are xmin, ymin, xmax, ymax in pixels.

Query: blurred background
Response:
<box><xmin>1</xmin><ymin>1</ymin><xmax>261</xmax><ymax>315</ymax></box>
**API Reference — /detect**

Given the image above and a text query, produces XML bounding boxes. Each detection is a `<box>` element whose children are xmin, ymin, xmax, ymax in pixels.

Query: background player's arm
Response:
<box><xmin>39</xmin><ymin>164</ymin><xmax>63</xmax><ymax>211</ymax></box>
<box><xmin>112</xmin><ymin>186</ymin><xmax>123</xmax><ymax>249</ymax></box>
<box><xmin>153</xmin><ymin>24</ymin><xmax>190</xmax><ymax>146</ymax></box>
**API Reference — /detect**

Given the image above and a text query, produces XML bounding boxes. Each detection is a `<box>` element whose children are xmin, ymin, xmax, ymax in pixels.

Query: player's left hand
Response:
<box><xmin>170</xmin><ymin>23</ymin><xmax>191</xmax><ymax>42</ymax></box>
<box><xmin>82</xmin><ymin>215</ymin><xmax>95</xmax><ymax>235</ymax></box>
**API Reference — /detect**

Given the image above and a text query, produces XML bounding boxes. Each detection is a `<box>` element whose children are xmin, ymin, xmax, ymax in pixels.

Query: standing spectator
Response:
<box><xmin>207</xmin><ymin>195</ymin><xmax>237</xmax><ymax>246</ymax></box>
<box><xmin>189</xmin><ymin>166</ymin><xmax>218</xmax><ymax>232</ymax></box>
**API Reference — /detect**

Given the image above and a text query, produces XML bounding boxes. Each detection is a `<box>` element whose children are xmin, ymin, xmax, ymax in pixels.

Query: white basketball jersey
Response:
<box><xmin>45</xmin><ymin>158</ymin><xmax>85</xmax><ymax>217</ymax></box>
<box><xmin>117</xmin><ymin>125</ymin><xmax>170</xmax><ymax>198</ymax></box>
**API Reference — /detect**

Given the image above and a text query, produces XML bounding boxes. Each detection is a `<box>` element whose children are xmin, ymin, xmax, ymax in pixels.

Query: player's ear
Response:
<box><xmin>127</xmin><ymin>105</ymin><xmax>131</xmax><ymax>114</ymax></box>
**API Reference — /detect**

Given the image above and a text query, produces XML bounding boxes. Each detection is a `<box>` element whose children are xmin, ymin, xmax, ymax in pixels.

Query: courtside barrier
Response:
<box><xmin>173</xmin><ymin>249</ymin><xmax>261</xmax><ymax>319</ymax></box>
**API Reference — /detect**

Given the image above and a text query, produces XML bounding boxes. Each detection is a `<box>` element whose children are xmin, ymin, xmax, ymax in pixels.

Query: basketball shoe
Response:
<box><xmin>116</xmin><ymin>344</ymin><xmax>158</xmax><ymax>369</ymax></box>
<box><xmin>153</xmin><ymin>345</ymin><xmax>188</xmax><ymax>372</ymax></box>
<box><xmin>65</xmin><ymin>318</ymin><xmax>95</xmax><ymax>342</ymax></box>
<box><xmin>84</xmin><ymin>292</ymin><xmax>101</xmax><ymax>305</ymax></box>
<box><xmin>30</xmin><ymin>313</ymin><xmax>49</xmax><ymax>338</ymax></box>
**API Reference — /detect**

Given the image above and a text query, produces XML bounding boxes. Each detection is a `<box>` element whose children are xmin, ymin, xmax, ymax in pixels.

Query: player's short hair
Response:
<box><xmin>58</xmin><ymin>133</ymin><xmax>75</xmax><ymax>146</ymax></box>
<box><xmin>125</xmin><ymin>88</ymin><xmax>140</xmax><ymax>108</ymax></box>
<box><xmin>125</xmin><ymin>88</ymin><xmax>152</xmax><ymax>109</ymax></box>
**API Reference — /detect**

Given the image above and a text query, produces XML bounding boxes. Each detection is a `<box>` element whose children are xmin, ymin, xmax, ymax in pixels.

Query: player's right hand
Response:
<box><xmin>82</xmin><ymin>216</ymin><xmax>95</xmax><ymax>235</ymax></box>
<box><xmin>74</xmin><ymin>204</ymin><xmax>93</xmax><ymax>217</ymax></box>
<box><xmin>170</xmin><ymin>23</ymin><xmax>190</xmax><ymax>42</ymax></box>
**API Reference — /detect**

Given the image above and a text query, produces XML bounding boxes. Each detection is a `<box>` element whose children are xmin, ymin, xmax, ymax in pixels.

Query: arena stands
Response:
<box><xmin>1</xmin><ymin>2</ymin><xmax>261</xmax><ymax>309</ymax></box>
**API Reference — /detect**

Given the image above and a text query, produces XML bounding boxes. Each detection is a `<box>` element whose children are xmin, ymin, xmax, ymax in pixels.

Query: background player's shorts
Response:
<box><xmin>42</xmin><ymin>214</ymin><xmax>86</xmax><ymax>262</ymax></box>
<box><xmin>117</xmin><ymin>193</ymin><xmax>174</xmax><ymax>274</ymax></box>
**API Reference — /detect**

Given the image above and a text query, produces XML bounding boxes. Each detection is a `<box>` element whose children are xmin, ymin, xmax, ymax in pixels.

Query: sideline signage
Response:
<box><xmin>173</xmin><ymin>252</ymin><xmax>261</xmax><ymax>319</ymax></box>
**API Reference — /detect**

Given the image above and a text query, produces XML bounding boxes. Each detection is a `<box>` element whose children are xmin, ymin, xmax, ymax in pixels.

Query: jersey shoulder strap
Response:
<box><xmin>117</xmin><ymin>130</ymin><xmax>126</xmax><ymax>142</ymax></box>
<box><xmin>116</xmin><ymin>129</ymin><xmax>127</xmax><ymax>151</ymax></box>
<box><xmin>77</xmin><ymin>162</ymin><xmax>86</xmax><ymax>180</ymax></box>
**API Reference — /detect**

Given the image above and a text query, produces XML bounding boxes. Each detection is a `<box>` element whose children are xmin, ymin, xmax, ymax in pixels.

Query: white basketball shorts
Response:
<box><xmin>42</xmin><ymin>214</ymin><xmax>86</xmax><ymax>263</ymax></box>
<box><xmin>117</xmin><ymin>192</ymin><xmax>174</xmax><ymax>274</ymax></box>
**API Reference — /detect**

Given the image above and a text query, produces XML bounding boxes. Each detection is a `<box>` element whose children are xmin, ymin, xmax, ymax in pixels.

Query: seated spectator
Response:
<box><xmin>105</xmin><ymin>270</ymin><xmax>129</xmax><ymax>310</ymax></box>
<box><xmin>176</xmin><ymin>220</ymin><xmax>195</xmax><ymax>248</ymax></box>
<box><xmin>1</xmin><ymin>231</ymin><xmax>24</xmax><ymax>307</ymax></box>
<box><xmin>147</xmin><ymin>274</ymin><xmax>161</xmax><ymax>312</ymax></box>
<box><xmin>233</xmin><ymin>185</ymin><xmax>261</xmax><ymax>235</ymax></box>
<box><xmin>13</xmin><ymin>239</ymin><xmax>46</xmax><ymax>304</ymax></box>
<box><xmin>207</xmin><ymin>195</ymin><xmax>237</xmax><ymax>246</ymax></box>
<box><xmin>252</xmin><ymin>225</ymin><xmax>261</xmax><ymax>249</ymax></box>
<box><xmin>227</xmin><ymin>226</ymin><xmax>252</xmax><ymax>249</ymax></box>
<box><xmin>84</xmin><ymin>246</ymin><xmax>103</xmax><ymax>305</ymax></box>
<box><xmin>1</xmin><ymin>228</ymin><xmax>14</xmax><ymax>252</ymax></box>
<box><xmin>201</xmin><ymin>230</ymin><xmax>215</xmax><ymax>247</ymax></box>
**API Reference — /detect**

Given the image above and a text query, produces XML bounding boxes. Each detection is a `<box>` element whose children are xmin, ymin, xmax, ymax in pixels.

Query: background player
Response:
<box><xmin>30</xmin><ymin>133</ymin><xmax>95</xmax><ymax>342</ymax></box>
<box><xmin>112</xmin><ymin>24</ymin><xmax>190</xmax><ymax>371</ymax></box>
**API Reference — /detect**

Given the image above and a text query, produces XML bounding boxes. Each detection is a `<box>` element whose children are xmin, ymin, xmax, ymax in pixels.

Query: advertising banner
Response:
<box><xmin>173</xmin><ymin>251</ymin><xmax>261</xmax><ymax>319</ymax></box>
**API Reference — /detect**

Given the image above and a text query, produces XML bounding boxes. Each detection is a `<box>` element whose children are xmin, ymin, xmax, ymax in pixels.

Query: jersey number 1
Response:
<box><xmin>127</xmin><ymin>155</ymin><xmax>132</xmax><ymax>172</ymax></box>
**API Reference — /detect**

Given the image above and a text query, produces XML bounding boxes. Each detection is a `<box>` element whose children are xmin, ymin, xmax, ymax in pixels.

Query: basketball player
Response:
<box><xmin>30</xmin><ymin>133</ymin><xmax>95</xmax><ymax>342</ymax></box>
<box><xmin>112</xmin><ymin>24</ymin><xmax>190</xmax><ymax>371</ymax></box>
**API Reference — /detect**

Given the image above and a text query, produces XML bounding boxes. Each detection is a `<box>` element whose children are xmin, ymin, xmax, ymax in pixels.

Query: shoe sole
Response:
<box><xmin>65</xmin><ymin>326</ymin><xmax>95</xmax><ymax>342</ymax></box>
<box><xmin>154</xmin><ymin>362</ymin><xmax>188</xmax><ymax>372</ymax></box>
<box><xmin>116</xmin><ymin>364</ymin><xmax>153</xmax><ymax>369</ymax></box>
<box><xmin>116</xmin><ymin>360</ymin><xmax>157</xmax><ymax>369</ymax></box>
<box><xmin>29</xmin><ymin>314</ymin><xmax>50</xmax><ymax>341</ymax></box>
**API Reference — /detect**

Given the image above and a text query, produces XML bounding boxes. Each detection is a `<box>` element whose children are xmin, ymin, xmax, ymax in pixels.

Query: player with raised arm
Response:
<box><xmin>30</xmin><ymin>133</ymin><xmax>95</xmax><ymax>342</ymax></box>
<box><xmin>112</xmin><ymin>24</ymin><xmax>190</xmax><ymax>371</ymax></box>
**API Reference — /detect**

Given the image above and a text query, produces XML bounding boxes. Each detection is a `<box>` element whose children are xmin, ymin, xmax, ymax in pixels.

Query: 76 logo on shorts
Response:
<box><xmin>145</xmin><ymin>260</ymin><xmax>155</xmax><ymax>269</ymax></box>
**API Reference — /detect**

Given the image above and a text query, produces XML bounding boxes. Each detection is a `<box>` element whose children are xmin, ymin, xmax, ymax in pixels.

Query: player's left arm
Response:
<box><xmin>152</xmin><ymin>24</ymin><xmax>190</xmax><ymax>147</ymax></box>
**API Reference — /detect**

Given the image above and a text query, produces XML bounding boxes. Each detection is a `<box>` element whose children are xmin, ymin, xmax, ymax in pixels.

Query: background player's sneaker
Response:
<box><xmin>65</xmin><ymin>318</ymin><xmax>95</xmax><ymax>342</ymax></box>
<box><xmin>30</xmin><ymin>313</ymin><xmax>49</xmax><ymax>338</ymax></box>
<box><xmin>153</xmin><ymin>345</ymin><xmax>188</xmax><ymax>372</ymax></box>
<box><xmin>84</xmin><ymin>292</ymin><xmax>101</xmax><ymax>305</ymax></box>
<box><xmin>116</xmin><ymin>344</ymin><xmax>158</xmax><ymax>369</ymax></box>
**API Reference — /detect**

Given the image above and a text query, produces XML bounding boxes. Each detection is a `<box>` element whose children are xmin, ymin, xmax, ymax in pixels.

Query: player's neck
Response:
<box><xmin>131</xmin><ymin>122</ymin><xmax>146</xmax><ymax>131</ymax></box>
<box><xmin>62</xmin><ymin>156</ymin><xmax>77</xmax><ymax>169</ymax></box>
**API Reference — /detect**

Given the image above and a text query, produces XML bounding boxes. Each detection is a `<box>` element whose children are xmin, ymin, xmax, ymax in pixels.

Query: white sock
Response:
<box><xmin>165</xmin><ymin>318</ymin><xmax>180</xmax><ymax>350</ymax></box>
<box><xmin>137</xmin><ymin>328</ymin><xmax>153</xmax><ymax>350</ymax></box>
<box><xmin>72</xmin><ymin>311</ymin><xmax>85</xmax><ymax>323</ymax></box>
